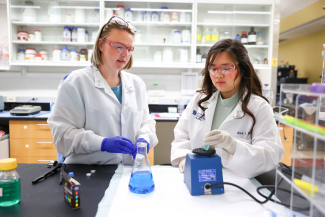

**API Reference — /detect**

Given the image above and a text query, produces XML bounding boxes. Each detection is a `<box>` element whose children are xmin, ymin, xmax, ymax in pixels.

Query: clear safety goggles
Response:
<box><xmin>100</xmin><ymin>38</ymin><xmax>134</xmax><ymax>55</ymax></box>
<box><xmin>208</xmin><ymin>64</ymin><xmax>236</xmax><ymax>76</ymax></box>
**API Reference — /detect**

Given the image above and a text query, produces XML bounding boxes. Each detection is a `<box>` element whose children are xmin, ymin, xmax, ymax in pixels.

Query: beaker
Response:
<box><xmin>128</xmin><ymin>142</ymin><xmax>155</xmax><ymax>194</ymax></box>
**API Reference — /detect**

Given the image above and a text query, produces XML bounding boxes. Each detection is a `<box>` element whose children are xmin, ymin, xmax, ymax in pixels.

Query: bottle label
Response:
<box><xmin>197</xmin><ymin>34</ymin><xmax>201</xmax><ymax>41</ymax></box>
<box><xmin>211</xmin><ymin>35</ymin><xmax>219</xmax><ymax>41</ymax></box>
<box><xmin>248</xmin><ymin>35</ymin><xmax>256</xmax><ymax>43</ymax></box>
<box><xmin>241</xmin><ymin>38</ymin><xmax>248</xmax><ymax>43</ymax></box>
<box><xmin>205</xmin><ymin>34</ymin><xmax>211</xmax><ymax>41</ymax></box>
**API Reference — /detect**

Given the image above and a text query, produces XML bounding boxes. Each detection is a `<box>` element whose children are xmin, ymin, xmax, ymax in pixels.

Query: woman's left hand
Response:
<box><xmin>203</xmin><ymin>130</ymin><xmax>237</xmax><ymax>154</ymax></box>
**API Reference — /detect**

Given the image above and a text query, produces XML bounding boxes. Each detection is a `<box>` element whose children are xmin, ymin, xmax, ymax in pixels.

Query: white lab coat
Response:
<box><xmin>171</xmin><ymin>91</ymin><xmax>284</xmax><ymax>178</ymax></box>
<box><xmin>48</xmin><ymin>66</ymin><xmax>158</xmax><ymax>165</ymax></box>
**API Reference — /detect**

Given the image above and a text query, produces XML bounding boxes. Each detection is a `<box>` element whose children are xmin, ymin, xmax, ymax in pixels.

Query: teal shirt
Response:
<box><xmin>111</xmin><ymin>82</ymin><xmax>122</xmax><ymax>104</ymax></box>
<box><xmin>211</xmin><ymin>92</ymin><xmax>240</xmax><ymax>130</ymax></box>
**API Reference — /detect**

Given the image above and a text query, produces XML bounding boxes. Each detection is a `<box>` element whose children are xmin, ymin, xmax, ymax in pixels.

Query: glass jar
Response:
<box><xmin>0</xmin><ymin>158</ymin><xmax>20</xmax><ymax>207</ymax></box>
<box><xmin>17</xmin><ymin>49</ymin><xmax>25</xmax><ymax>60</ymax></box>
<box><xmin>79</xmin><ymin>48</ymin><xmax>88</xmax><ymax>62</ymax></box>
<box><xmin>61</xmin><ymin>46</ymin><xmax>70</xmax><ymax>61</ymax></box>
<box><xmin>63</xmin><ymin>26</ymin><xmax>71</xmax><ymax>42</ymax></box>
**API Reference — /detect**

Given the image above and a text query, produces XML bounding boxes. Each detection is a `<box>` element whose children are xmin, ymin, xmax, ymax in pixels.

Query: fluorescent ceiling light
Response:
<box><xmin>130</xmin><ymin>8</ymin><xmax>192</xmax><ymax>12</ymax></box>
<box><xmin>52</xmin><ymin>6</ymin><xmax>99</xmax><ymax>9</ymax></box>
<box><xmin>208</xmin><ymin>11</ymin><xmax>271</xmax><ymax>14</ymax></box>
<box><xmin>11</xmin><ymin>5</ymin><xmax>41</xmax><ymax>9</ymax></box>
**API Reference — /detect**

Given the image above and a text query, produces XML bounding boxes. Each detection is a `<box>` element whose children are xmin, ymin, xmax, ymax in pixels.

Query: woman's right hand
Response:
<box><xmin>101</xmin><ymin>136</ymin><xmax>136</xmax><ymax>156</ymax></box>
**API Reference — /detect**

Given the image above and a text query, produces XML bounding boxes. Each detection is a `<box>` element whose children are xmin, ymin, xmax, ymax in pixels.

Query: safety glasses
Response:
<box><xmin>100</xmin><ymin>38</ymin><xmax>134</xmax><ymax>55</ymax></box>
<box><xmin>99</xmin><ymin>16</ymin><xmax>137</xmax><ymax>37</ymax></box>
<box><xmin>208</xmin><ymin>65</ymin><xmax>236</xmax><ymax>76</ymax></box>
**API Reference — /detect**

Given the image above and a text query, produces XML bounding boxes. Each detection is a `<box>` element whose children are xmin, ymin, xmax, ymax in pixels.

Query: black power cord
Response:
<box><xmin>205</xmin><ymin>163</ymin><xmax>310</xmax><ymax>211</ymax></box>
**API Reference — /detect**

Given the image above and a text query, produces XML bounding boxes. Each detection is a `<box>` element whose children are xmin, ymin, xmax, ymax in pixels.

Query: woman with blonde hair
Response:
<box><xmin>171</xmin><ymin>39</ymin><xmax>284</xmax><ymax>178</ymax></box>
<box><xmin>48</xmin><ymin>16</ymin><xmax>158</xmax><ymax>164</ymax></box>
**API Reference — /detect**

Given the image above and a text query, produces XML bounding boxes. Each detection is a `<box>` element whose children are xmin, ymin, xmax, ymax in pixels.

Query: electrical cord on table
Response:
<box><xmin>205</xmin><ymin>162</ymin><xmax>309</xmax><ymax>211</ymax></box>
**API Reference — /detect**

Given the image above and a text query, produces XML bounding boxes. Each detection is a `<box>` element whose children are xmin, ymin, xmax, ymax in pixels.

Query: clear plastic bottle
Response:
<box><xmin>151</xmin><ymin>11</ymin><xmax>158</xmax><ymax>22</ymax></box>
<box><xmin>0</xmin><ymin>158</ymin><xmax>20</xmax><ymax>207</ymax></box>
<box><xmin>256</xmin><ymin>31</ymin><xmax>263</xmax><ymax>45</ymax></box>
<box><xmin>128</xmin><ymin>142</ymin><xmax>155</xmax><ymax>194</ymax></box>
<box><xmin>125</xmin><ymin>9</ymin><xmax>133</xmax><ymax>21</ymax></box>
<box><xmin>211</xmin><ymin>28</ymin><xmax>219</xmax><ymax>44</ymax></box>
<box><xmin>71</xmin><ymin>27</ymin><xmax>77</xmax><ymax>42</ymax></box>
<box><xmin>93</xmin><ymin>9</ymin><xmax>100</xmax><ymax>23</ymax></box>
<box><xmin>196</xmin><ymin>27</ymin><xmax>202</xmax><ymax>44</ymax></box>
<box><xmin>60</xmin><ymin>47</ymin><xmax>70</xmax><ymax>61</ymax></box>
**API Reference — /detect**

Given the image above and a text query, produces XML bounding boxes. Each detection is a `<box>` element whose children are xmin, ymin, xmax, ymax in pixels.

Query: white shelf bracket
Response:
<box><xmin>21</xmin><ymin>66</ymin><xmax>27</xmax><ymax>77</ymax></box>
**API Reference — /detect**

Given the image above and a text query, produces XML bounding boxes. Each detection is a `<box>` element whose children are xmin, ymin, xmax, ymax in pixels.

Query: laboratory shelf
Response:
<box><xmin>275</xmin><ymin>117</ymin><xmax>325</xmax><ymax>142</ymax></box>
<box><xmin>194</xmin><ymin>63</ymin><xmax>270</xmax><ymax>70</ymax></box>
<box><xmin>133</xmin><ymin>62</ymin><xmax>192</xmax><ymax>68</ymax></box>
<box><xmin>131</xmin><ymin>21</ymin><xmax>192</xmax><ymax>27</ymax></box>
<box><xmin>134</xmin><ymin>43</ymin><xmax>191</xmax><ymax>47</ymax></box>
<box><xmin>196</xmin><ymin>44</ymin><xmax>269</xmax><ymax>48</ymax></box>
<box><xmin>11</xmin><ymin>21</ymin><xmax>100</xmax><ymax>27</ymax></box>
<box><xmin>196</xmin><ymin>23</ymin><xmax>269</xmax><ymax>27</ymax></box>
<box><xmin>10</xmin><ymin>60</ymin><xmax>92</xmax><ymax>67</ymax></box>
<box><xmin>276</xmin><ymin>170</ymin><xmax>325</xmax><ymax>215</ymax></box>
<box><xmin>12</xmin><ymin>41</ymin><xmax>95</xmax><ymax>46</ymax></box>
<box><xmin>0</xmin><ymin>66</ymin><xmax>10</xmax><ymax>71</ymax></box>
<box><xmin>206</xmin><ymin>11</ymin><xmax>271</xmax><ymax>15</ymax></box>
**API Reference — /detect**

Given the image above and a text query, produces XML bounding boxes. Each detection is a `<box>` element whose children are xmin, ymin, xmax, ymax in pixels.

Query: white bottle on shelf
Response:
<box><xmin>181</xmin><ymin>30</ymin><xmax>190</xmax><ymax>44</ymax></box>
<box><xmin>173</xmin><ymin>30</ymin><xmax>181</xmax><ymax>44</ymax></box>
<box><xmin>163</xmin><ymin>47</ymin><xmax>173</xmax><ymax>63</ymax></box>
<box><xmin>116</xmin><ymin>5</ymin><xmax>125</xmax><ymax>19</ymax></box>
<box><xmin>160</xmin><ymin>7</ymin><xmax>168</xmax><ymax>22</ymax></box>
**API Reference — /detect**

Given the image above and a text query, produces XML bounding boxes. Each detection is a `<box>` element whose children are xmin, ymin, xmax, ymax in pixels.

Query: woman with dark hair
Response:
<box><xmin>171</xmin><ymin>39</ymin><xmax>284</xmax><ymax>178</ymax></box>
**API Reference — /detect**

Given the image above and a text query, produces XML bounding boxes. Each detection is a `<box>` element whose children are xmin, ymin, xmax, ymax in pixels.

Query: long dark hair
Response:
<box><xmin>198</xmin><ymin>39</ymin><xmax>268</xmax><ymax>138</ymax></box>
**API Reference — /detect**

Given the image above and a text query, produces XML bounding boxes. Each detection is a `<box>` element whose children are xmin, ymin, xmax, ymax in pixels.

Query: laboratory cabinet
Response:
<box><xmin>9</xmin><ymin>120</ymin><xmax>57</xmax><ymax>164</ymax></box>
<box><xmin>6</xmin><ymin>0</ymin><xmax>274</xmax><ymax>71</ymax></box>
<box><xmin>275</xmin><ymin>84</ymin><xmax>325</xmax><ymax>216</ymax></box>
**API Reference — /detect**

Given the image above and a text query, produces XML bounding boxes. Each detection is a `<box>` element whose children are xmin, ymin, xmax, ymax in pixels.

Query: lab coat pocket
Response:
<box><xmin>133</xmin><ymin>111</ymin><xmax>143</xmax><ymax>133</ymax></box>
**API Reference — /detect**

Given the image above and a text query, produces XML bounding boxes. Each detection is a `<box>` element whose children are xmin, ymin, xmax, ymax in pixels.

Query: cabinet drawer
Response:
<box><xmin>9</xmin><ymin>120</ymin><xmax>53</xmax><ymax>139</ymax></box>
<box><xmin>11</xmin><ymin>156</ymin><xmax>57</xmax><ymax>164</ymax></box>
<box><xmin>10</xmin><ymin>138</ymin><xmax>56</xmax><ymax>157</ymax></box>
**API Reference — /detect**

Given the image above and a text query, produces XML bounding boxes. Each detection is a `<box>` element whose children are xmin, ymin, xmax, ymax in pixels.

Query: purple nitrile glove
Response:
<box><xmin>133</xmin><ymin>138</ymin><xmax>150</xmax><ymax>159</ymax></box>
<box><xmin>101</xmin><ymin>136</ymin><xmax>136</xmax><ymax>155</ymax></box>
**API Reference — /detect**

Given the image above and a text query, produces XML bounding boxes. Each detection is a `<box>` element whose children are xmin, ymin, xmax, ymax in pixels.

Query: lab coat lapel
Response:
<box><xmin>93</xmin><ymin>66</ymin><xmax>120</xmax><ymax>103</ymax></box>
<box><xmin>203</xmin><ymin>91</ymin><xmax>219</xmax><ymax>134</ymax></box>
<box><xmin>120</xmin><ymin>71</ymin><xmax>134</xmax><ymax>108</ymax></box>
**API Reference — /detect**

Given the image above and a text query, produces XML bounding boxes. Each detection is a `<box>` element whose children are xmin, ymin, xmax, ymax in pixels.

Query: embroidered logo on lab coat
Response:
<box><xmin>193</xmin><ymin>110</ymin><xmax>205</xmax><ymax>121</ymax></box>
